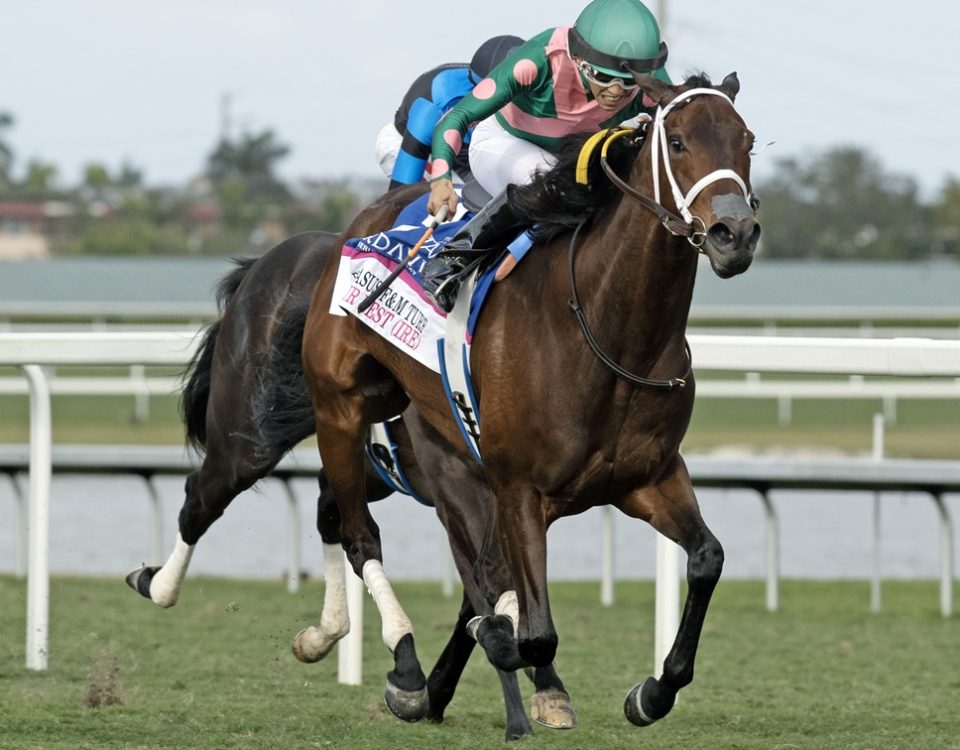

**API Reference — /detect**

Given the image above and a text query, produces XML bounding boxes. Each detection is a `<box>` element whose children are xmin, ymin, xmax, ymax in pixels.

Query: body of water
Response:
<box><xmin>1</xmin><ymin>474</ymin><xmax>956</xmax><ymax>585</ymax></box>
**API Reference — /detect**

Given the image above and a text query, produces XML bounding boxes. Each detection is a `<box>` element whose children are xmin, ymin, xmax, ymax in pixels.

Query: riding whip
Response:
<box><xmin>357</xmin><ymin>204</ymin><xmax>450</xmax><ymax>313</ymax></box>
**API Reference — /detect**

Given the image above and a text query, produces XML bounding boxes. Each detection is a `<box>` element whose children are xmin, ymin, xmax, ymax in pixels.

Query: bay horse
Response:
<box><xmin>300</xmin><ymin>72</ymin><xmax>760</xmax><ymax>726</ymax></box>
<box><xmin>125</xmin><ymin>230</ymin><xmax>574</xmax><ymax>740</ymax></box>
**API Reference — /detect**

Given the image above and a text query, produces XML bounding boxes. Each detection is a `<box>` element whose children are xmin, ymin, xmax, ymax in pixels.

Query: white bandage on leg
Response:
<box><xmin>319</xmin><ymin>543</ymin><xmax>349</xmax><ymax>636</ymax></box>
<box><xmin>149</xmin><ymin>533</ymin><xmax>195</xmax><ymax>608</ymax></box>
<box><xmin>494</xmin><ymin>590</ymin><xmax>520</xmax><ymax>633</ymax></box>
<box><xmin>291</xmin><ymin>543</ymin><xmax>351</xmax><ymax>662</ymax></box>
<box><xmin>362</xmin><ymin>559</ymin><xmax>413</xmax><ymax>652</ymax></box>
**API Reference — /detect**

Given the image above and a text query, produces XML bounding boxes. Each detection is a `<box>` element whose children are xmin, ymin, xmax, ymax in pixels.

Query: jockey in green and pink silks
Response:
<box><xmin>427</xmin><ymin>0</ymin><xmax>671</xmax><ymax>217</ymax></box>
<box><xmin>421</xmin><ymin>0</ymin><xmax>672</xmax><ymax>312</ymax></box>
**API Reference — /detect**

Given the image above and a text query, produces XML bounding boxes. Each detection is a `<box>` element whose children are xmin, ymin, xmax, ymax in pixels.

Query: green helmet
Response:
<box><xmin>570</xmin><ymin>0</ymin><xmax>668</xmax><ymax>80</ymax></box>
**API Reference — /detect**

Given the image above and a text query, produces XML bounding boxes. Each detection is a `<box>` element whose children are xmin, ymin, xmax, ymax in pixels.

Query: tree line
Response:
<box><xmin>1</xmin><ymin>110</ymin><xmax>957</xmax><ymax>259</ymax></box>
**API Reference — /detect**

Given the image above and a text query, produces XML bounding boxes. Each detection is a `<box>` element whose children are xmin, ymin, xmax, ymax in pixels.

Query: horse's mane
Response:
<box><xmin>510</xmin><ymin>73</ymin><xmax>715</xmax><ymax>242</ymax></box>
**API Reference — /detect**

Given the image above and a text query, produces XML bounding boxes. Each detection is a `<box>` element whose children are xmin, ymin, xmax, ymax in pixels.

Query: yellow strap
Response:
<box><xmin>575</xmin><ymin>128</ymin><xmax>616</xmax><ymax>185</ymax></box>
<box><xmin>600</xmin><ymin>127</ymin><xmax>637</xmax><ymax>159</ymax></box>
<box><xmin>575</xmin><ymin>126</ymin><xmax>637</xmax><ymax>185</ymax></box>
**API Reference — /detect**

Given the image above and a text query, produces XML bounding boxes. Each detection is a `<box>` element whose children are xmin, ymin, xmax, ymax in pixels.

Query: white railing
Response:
<box><xmin>3</xmin><ymin>373</ymin><xmax>959</xmax><ymax>430</ymax></box>
<box><xmin>3</xmin><ymin>331</ymin><xmax>960</xmax><ymax>675</ymax></box>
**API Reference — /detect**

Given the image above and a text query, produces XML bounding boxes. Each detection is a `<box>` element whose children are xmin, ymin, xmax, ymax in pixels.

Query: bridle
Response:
<box><xmin>577</xmin><ymin>86</ymin><xmax>753</xmax><ymax>248</ymax></box>
<box><xmin>568</xmin><ymin>86</ymin><xmax>752</xmax><ymax>390</ymax></box>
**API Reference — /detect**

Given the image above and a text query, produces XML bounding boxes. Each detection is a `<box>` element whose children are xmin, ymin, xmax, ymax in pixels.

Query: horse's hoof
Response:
<box><xmin>292</xmin><ymin>626</ymin><xmax>341</xmax><ymax>663</ymax></box>
<box><xmin>530</xmin><ymin>688</ymin><xmax>577</xmax><ymax>729</ymax></box>
<box><xmin>623</xmin><ymin>676</ymin><xmax>676</xmax><ymax>727</ymax></box>
<box><xmin>383</xmin><ymin>680</ymin><xmax>428</xmax><ymax>722</ymax></box>
<box><xmin>125</xmin><ymin>566</ymin><xmax>159</xmax><ymax>600</ymax></box>
<box><xmin>505</xmin><ymin>715</ymin><xmax>534</xmax><ymax>741</ymax></box>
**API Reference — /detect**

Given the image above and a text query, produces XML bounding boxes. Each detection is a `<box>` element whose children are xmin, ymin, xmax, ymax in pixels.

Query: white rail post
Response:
<box><xmin>338</xmin><ymin>561</ymin><xmax>365</xmax><ymax>685</ymax></box>
<box><xmin>131</xmin><ymin>364</ymin><xmax>150</xmax><ymax>423</ymax></box>
<box><xmin>282</xmin><ymin>480</ymin><xmax>301</xmax><ymax>594</ymax></box>
<box><xmin>871</xmin><ymin>413</ymin><xmax>884</xmax><ymax>613</ymax></box>
<box><xmin>654</xmin><ymin>533</ymin><xmax>679</xmax><ymax>677</ymax></box>
<box><xmin>601</xmin><ymin>506</ymin><xmax>615</xmax><ymax>606</ymax></box>
<box><xmin>932</xmin><ymin>494</ymin><xmax>954</xmax><ymax>617</ymax></box>
<box><xmin>759</xmin><ymin>491</ymin><xmax>779</xmax><ymax>612</ymax></box>
<box><xmin>441</xmin><ymin>539</ymin><xmax>456</xmax><ymax>598</ymax></box>
<box><xmin>23</xmin><ymin>365</ymin><xmax>52</xmax><ymax>671</ymax></box>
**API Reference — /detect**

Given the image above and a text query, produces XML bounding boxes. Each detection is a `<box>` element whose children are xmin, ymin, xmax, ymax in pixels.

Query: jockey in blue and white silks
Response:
<box><xmin>375</xmin><ymin>35</ymin><xmax>524</xmax><ymax>189</ymax></box>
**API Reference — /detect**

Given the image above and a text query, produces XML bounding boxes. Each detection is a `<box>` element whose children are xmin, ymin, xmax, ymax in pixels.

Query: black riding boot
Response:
<box><xmin>422</xmin><ymin>187</ymin><xmax>526</xmax><ymax>312</ymax></box>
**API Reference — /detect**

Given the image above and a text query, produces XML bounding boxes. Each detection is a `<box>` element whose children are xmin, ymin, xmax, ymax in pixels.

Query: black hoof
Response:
<box><xmin>624</xmin><ymin>676</ymin><xmax>676</xmax><ymax>727</ymax></box>
<box><xmin>383</xmin><ymin>680</ymin><xmax>428</xmax><ymax>722</ymax></box>
<box><xmin>505</xmin><ymin>715</ymin><xmax>534</xmax><ymax>741</ymax></box>
<box><xmin>470</xmin><ymin>615</ymin><xmax>523</xmax><ymax>672</ymax></box>
<box><xmin>125</xmin><ymin>566</ymin><xmax>159</xmax><ymax>599</ymax></box>
<box><xmin>384</xmin><ymin>634</ymin><xmax>427</xmax><ymax>722</ymax></box>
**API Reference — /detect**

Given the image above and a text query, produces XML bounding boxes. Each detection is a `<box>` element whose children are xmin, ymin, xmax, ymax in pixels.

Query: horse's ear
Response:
<box><xmin>718</xmin><ymin>72</ymin><xmax>740</xmax><ymax>102</ymax></box>
<box><xmin>631</xmin><ymin>73</ymin><xmax>675</xmax><ymax>107</ymax></box>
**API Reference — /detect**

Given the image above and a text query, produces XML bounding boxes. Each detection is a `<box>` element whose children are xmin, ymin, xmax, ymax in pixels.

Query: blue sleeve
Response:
<box><xmin>392</xmin><ymin>97</ymin><xmax>444</xmax><ymax>186</ymax></box>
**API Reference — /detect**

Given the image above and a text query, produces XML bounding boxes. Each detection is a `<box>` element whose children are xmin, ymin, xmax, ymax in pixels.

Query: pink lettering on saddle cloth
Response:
<box><xmin>330</xmin><ymin>237</ymin><xmax>448</xmax><ymax>373</ymax></box>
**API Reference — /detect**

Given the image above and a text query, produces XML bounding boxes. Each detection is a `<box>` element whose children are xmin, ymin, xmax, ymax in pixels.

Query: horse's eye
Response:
<box><xmin>669</xmin><ymin>137</ymin><xmax>684</xmax><ymax>154</ymax></box>
<box><xmin>749</xmin><ymin>194</ymin><xmax>761</xmax><ymax>212</ymax></box>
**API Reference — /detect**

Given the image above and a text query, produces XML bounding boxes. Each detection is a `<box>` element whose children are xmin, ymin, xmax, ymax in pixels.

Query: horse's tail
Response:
<box><xmin>181</xmin><ymin>258</ymin><xmax>258</xmax><ymax>452</ymax></box>
<box><xmin>249</xmin><ymin>297</ymin><xmax>317</xmax><ymax>464</ymax></box>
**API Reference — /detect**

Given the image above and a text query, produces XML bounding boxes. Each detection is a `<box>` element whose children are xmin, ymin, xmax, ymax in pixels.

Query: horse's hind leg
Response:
<box><xmin>293</xmin><ymin>462</ymin><xmax>392</xmax><ymax>662</ymax></box>
<box><xmin>617</xmin><ymin>454</ymin><xmax>724</xmax><ymax>727</ymax></box>
<box><xmin>424</xmin><ymin>592</ymin><xmax>534</xmax><ymax>741</ymax></box>
<box><xmin>315</xmin><ymin>417</ymin><xmax>427</xmax><ymax>720</ymax></box>
<box><xmin>303</xmin><ymin>340</ymin><xmax>427</xmax><ymax>721</ymax></box>
<box><xmin>126</xmin><ymin>444</ymin><xmax>263</xmax><ymax>607</ymax></box>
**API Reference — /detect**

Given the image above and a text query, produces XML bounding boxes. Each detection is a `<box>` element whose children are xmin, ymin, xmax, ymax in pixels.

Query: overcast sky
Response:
<box><xmin>3</xmin><ymin>1</ymin><xmax>956</xmax><ymax>197</ymax></box>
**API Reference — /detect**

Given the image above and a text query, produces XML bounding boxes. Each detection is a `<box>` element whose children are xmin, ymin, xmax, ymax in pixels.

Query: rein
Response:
<box><xmin>567</xmin><ymin>217</ymin><xmax>690</xmax><ymax>390</ymax></box>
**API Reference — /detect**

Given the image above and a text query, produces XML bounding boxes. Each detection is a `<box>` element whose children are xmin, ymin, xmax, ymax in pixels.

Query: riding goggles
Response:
<box><xmin>579</xmin><ymin>61</ymin><xmax>639</xmax><ymax>90</ymax></box>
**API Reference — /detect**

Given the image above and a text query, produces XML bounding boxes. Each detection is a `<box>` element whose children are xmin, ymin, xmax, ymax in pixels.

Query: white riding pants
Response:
<box><xmin>468</xmin><ymin>115</ymin><xmax>558</xmax><ymax>196</ymax></box>
<box><xmin>374</xmin><ymin>122</ymin><xmax>403</xmax><ymax>178</ymax></box>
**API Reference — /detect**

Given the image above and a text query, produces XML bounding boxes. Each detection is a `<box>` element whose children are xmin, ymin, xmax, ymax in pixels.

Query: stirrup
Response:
<box><xmin>427</xmin><ymin>255</ymin><xmax>487</xmax><ymax>313</ymax></box>
<box><xmin>430</xmin><ymin>269</ymin><xmax>468</xmax><ymax>313</ymax></box>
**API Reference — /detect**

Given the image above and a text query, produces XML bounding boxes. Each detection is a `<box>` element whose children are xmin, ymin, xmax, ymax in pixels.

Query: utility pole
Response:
<box><xmin>657</xmin><ymin>0</ymin><xmax>668</xmax><ymax>37</ymax></box>
<box><xmin>219</xmin><ymin>92</ymin><xmax>233</xmax><ymax>143</ymax></box>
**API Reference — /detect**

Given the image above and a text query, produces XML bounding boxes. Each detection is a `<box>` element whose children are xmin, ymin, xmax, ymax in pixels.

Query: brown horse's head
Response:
<box><xmin>631</xmin><ymin>72</ymin><xmax>760</xmax><ymax>278</ymax></box>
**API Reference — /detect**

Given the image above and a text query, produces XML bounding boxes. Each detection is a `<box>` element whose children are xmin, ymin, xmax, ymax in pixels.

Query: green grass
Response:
<box><xmin>1</xmin><ymin>578</ymin><xmax>958</xmax><ymax>749</ymax></box>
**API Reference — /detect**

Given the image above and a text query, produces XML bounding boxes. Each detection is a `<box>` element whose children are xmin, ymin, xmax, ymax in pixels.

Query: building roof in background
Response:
<box><xmin>0</xmin><ymin>256</ymin><xmax>235</xmax><ymax>318</ymax></box>
<box><xmin>0</xmin><ymin>255</ymin><xmax>958</xmax><ymax>322</ymax></box>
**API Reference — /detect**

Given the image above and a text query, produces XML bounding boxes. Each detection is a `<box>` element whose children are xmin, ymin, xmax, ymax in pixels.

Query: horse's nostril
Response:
<box><xmin>707</xmin><ymin>223</ymin><xmax>736</xmax><ymax>249</ymax></box>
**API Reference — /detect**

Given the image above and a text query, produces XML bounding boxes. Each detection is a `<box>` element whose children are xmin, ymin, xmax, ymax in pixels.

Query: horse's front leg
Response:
<box><xmin>617</xmin><ymin>454</ymin><xmax>724</xmax><ymax>727</ymax></box>
<box><xmin>490</xmin><ymin>485</ymin><xmax>557</xmax><ymax>669</ymax></box>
